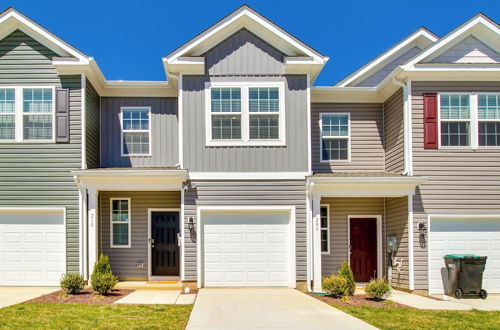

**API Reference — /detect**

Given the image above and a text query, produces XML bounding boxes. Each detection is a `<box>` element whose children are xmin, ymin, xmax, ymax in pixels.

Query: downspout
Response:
<box><xmin>392</xmin><ymin>76</ymin><xmax>411</xmax><ymax>176</ymax></box>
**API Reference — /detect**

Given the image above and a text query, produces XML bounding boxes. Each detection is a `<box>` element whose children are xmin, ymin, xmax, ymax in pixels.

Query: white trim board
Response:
<box><xmin>188</xmin><ymin>172</ymin><xmax>308</xmax><ymax>180</ymax></box>
<box><xmin>347</xmin><ymin>215</ymin><xmax>383</xmax><ymax>280</ymax></box>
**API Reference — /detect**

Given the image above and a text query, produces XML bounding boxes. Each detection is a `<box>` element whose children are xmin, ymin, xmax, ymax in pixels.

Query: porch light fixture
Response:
<box><xmin>188</xmin><ymin>217</ymin><xmax>196</xmax><ymax>243</ymax></box>
<box><xmin>418</xmin><ymin>222</ymin><xmax>427</xmax><ymax>248</ymax></box>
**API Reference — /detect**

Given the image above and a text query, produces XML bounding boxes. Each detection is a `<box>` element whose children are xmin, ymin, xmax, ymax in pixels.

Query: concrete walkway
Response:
<box><xmin>392</xmin><ymin>290</ymin><xmax>500</xmax><ymax>311</ymax></box>
<box><xmin>0</xmin><ymin>287</ymin><xmax>59</xmax><ymax>309</ymax></box>
<box><xmin>115</xmin><ymin>290</ymin><xmax>196</xmax><ymax>305</ymax></box>
<box><xmin>187</xmin><ymin>288</ymin><xmax>376</xmax><ymax>330</ymax></box>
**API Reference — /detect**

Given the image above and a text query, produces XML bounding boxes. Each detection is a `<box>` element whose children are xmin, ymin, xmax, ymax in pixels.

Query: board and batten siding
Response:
<box><xmin>411</xmin><ymin>81</ymin><xmax>500</xmax><ymax>290</ymax></box>
<box><xmin>320</xmin><ymin>197</ymin><xmax>385</xmax><ymax>276</ymax></box>
<box><xmin>98</xmin><ymin>191</ymin><xmax>181</xmax><ymax>280</ymax></box>
<box><xmin>385</xmin><ymin>197</ymin><xmax>409</xmax><ymax>289</ymax></box>
<box><xmin>182</xmin><ymin>75</ymin><xmax>308</xmax><ymax>172</ymax></box>
<box><xmin>183</xmin><ymin>180</ymin><xmax>307</xmax><ymax>282</ymax></box>
<box><xmin>384</xmin><ymin>88</ymin><xmax>404</xmax><ymax>173</ymax></box>
<box><xmin>85</xmin><ymin>80</ymin><xmax>100</xmax><ymax>169</ymax></box>
<box><xmin>311</xmin><ymin>103</ymin><xmax>384</xmax><ymax>173</ymax></box>
<box><xmin>0</xmin><ymin>30</ymin><xmax>82</xmax><ymax>272</ymax></box>
<box><xmin>100</xmin><ymin>97</ymin><xmax>179</xmax><ymax>167</ymax></box>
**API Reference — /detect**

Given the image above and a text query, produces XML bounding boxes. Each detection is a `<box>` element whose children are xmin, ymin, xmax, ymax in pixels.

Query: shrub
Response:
<box><xmin>91</xmin><ymin>254</ymin><xmax>118</xmax><ymax>295</ymax></box>
<box><xmin>322</xmin><ymin>275</ymin><xmax>350</xmax><ymax>298</ymax></box>
<box><xmin>365</xmin><ymin>278</ymin><xmax>392</xmax><ymax>301</ymax></box>
<box><xmin>338</xmin><ymin>260</ymin><xmax>356</xmax><ymax>296</ymax></box>
<box><xmin>91</xmin><ymin>272</ymin><xmax>118</xmax><ymax>295</ymax></box>
<box><xmin>60</xmin><ymin>273</ymin><xmax>84</xmax><ymax>294</ymax></box>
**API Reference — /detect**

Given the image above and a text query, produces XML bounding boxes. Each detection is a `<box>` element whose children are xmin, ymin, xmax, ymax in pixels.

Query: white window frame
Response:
<box><xmin>319</xmin><ymin>112</ymin><xmax>351</xmax><ymax>162</ymax></box>
<box><xmin>110</xmin><ymin>198</ymin><xmax>131</xmax><ymax>248</ymax></box>
<box><xmin>120</xmin><ymin>106</ymin><xmax>152</xmax><ymax>157</ymax></box>
<box><xmin>0</xmin><ymin>86</ymin><xmax>56</xmax><ymax>143</ymax></box>
<box><xmin>477</xmin><ymin>93</ymin><xmax>500</xmax><ymax>149</ymax></box>
<box><xmin>320</xmin><ymin>204</ymin><xmax>330</xmax><ymax>254</ymax></box>
<box><xmin>205</xmin><ymin>81</ymin><xmax>286</xmax><ymax>146</ymax></box>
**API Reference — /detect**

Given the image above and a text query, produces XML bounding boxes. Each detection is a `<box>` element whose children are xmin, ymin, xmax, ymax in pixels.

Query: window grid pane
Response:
<box><xmin>123</xmin><ymin>108</ymin><xmax>149</xmax><ymax>131</ymax></box>
<box><xmin>113</xmin><ymin>223</ymin><xmax>129</xmax><ymax>246</ymax></box>
<box><xmin>441</xmin><ymin>122</ymin><xmax>470</xmax><ymax>146</ymax></box>
<box><xmin>440</xmin><ymin>94</ymin><xmax>470</xmax><ymax>120</ymax></box>
<box><xmin>23</xmin><ymin>88</ymin><xmax>52</xmax><ymax>113</ymax></box>
<box><xmin>0</xmin><ymin>115</ymin><xmax>15</xmax><ymax>140</ymax></box>
<box><xmin>249</xmin><ymin>114</ymin><xmax>279</xmax><ymax>139</ymax></box>
<box><xmin>123</xmin><ymin>132</ymin><xmax>149</xmax><ymax>154</ymax></box>
<box><xmin>112</xmin><ymin>200</ymin><xmax>129</xmax><ymax>223</ymax></box>
<box><xmin>479</xmin><ymin>122</ymin><xmax>500</xmax><ymax>146</ymax></box>
<box><xmin>0</xmin><ymin>88</ymin><xmax>15</xmax><ymax>113</ymax></box>
<box><xmin>23</xmin><ymin>115</ymin><xmax>52</xmax><ymax>140</ymax></box>
<box><xmin>478</xmin><ymin>95</ymin><xmax>500</xmax><ymax>120</ymax></box>
<box><xmin>322</xmin><ymin>114</ymin><xmax>349</xmax><ymax>137</ymax></box>
<box><xmin>322</xmin><ymin>139</ymin><xmax>348</xmax><ymax>160</ymax></box>
<box><xmin>249</xmin><ymin>87</ymin><xmax>279</xmax><ymax>112</ymax></box>
<box><xmin>211</xmin><ymin>88</ymin><xmax>241</xmax><ymax>113</ymax></box>
<box><xmin>211</xmin><ymin>115</ymin><xmax>241</xmax><ymax>140</ymax></box>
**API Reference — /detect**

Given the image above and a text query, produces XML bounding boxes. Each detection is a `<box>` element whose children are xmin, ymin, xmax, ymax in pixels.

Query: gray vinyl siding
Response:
<box><xmin>311</xmin><ymin>103</ymin><xmax>384</xmax><ymax>173</ymax></box>
<box><xmin>411</xmin><ymin>81</ymin><xmax>500</xmax><ymax>290</ymax></box>
<box><xmin>320</xmin><ymin>198</ymin><xmax>385</xmax><ymax>276</ymax></box>
<box><xmin>0</xmin><ymin>30</ymin><xmax>82</xmax><ymax>272</ymax></box>
<box><xmin>182</xmin><ymin>75</ymin><xmax>308</xmax><ymax>172</ymax></box>
<box><xmin>385</xmin><ymin>197</ymin><xmax>409</xmax><ymax>289</ymax></box>
<box><xmin>355</xmin><ymin>46</ymin><xmax>422</xmax><ymax>87</ymax></box>
<box><xmin>85</xmin><ymin>80</ymin><xmax>100</xmax><ymax>169</ymax></box>
<box><xmin>204</xmin><ymin>28</ymin><xmax>284</xmax><ymax>75</ymax></box>
<box><xmin>183</xmin><ymin>180</ymin><xmax>307</xmax><ymax>282</ymax></box>
<box><xmin>100</xmin><ymin>97</ymin><xmax>179</xmax><ymax>167</ymax></box>
<box><xmin>384</xmin><ymin>88</ymin><xmax>404</xmax><ymax>173</ymax></box>
<box><xmin>98</xmin><ymin>191</ymin><xmax>181</xmax><ymax>279</ymax></box>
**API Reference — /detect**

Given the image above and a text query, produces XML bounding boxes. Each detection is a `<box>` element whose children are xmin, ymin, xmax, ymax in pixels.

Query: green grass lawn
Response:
<box><xmin>332</xmin><ymin>304</ymin><xmax>500</xmax><ymax>330</ymax></box>
<box><xmin>0</xmin><ymin>303</ymin><xmax>192</xmax><ymax>330</ymax></box>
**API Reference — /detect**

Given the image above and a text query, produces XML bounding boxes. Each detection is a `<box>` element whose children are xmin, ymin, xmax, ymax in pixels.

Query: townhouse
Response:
<box><xmin>0</xmin><ymin>5</ymin><xmax>498</xmax><ymax>295</ymax></box>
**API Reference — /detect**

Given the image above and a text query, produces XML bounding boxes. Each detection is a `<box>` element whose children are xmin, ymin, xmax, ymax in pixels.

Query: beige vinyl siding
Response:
<box><xmin>385</xmin><ymin>197</ymin><xmax>409</xmax><ymax>289</ymax></box>
<box><xmin>99</xmin><ymin>191</ymin><xmax>181</xmax><ymax>280</ymax></box>
<box><xmin>85</xmin><ymin>79</ymin><xmax>100</xmax><ymax>168</ymax></box>
<box><xmin>183</xmin><ymin>180</ymin><xmax>307</xmax><ymax>281</ymax></box>
<box><xmin>320</xmin><ymin>197</ymin><xmax>385</xmax><ymax>276</ymax></box>
<box><xmin>312</xmin><ymin>103</ymin><xmax>385</xmax><ymax>173</ymax></box>
<box><xmin>429</xmin><ymin>36</ymin><xmax>500</xmax><ymax>64</ymax></box>
<box><xmin>411</xmin><ymin>81</ymin><xmax>500</xmax><ymax>290</ymax></box>
<box><xmin>384</xmin><ymin>88</ymin><xmax>404</xmax><ymax>173</ymax></box>
<box><xmin>0</xmin><ymin>30</ymin><xmax>82</xmax><ymax>272</ymax></box>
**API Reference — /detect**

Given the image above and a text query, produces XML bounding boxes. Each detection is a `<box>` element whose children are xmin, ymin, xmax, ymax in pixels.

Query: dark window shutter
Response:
<box><xmin>55</xmin><ymin>88</ymin><xmax>69</xmax><ymax>143</ymax></box>
<box><xmin>423</xmin><ymin>93</ymin><xmax>438</xmax><ymax>149</ymax></box>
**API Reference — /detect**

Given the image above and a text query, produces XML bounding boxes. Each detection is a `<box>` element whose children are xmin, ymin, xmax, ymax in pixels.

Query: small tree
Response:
<box><xmin>338</xmin><ymin>260</ymin><xmax>356</xmax><ymax>296</ymax></box>
<box><xmin>322</xmin><ymin>275</ymin><xmax>350</xmax><ymax>298</ymax></box>
<box><xmin>91</xmin><ymin>254</ymin><xmax>118</xmax><ymax>295</ymax></box>
<box><xmin>60</xmin><ymin>273</ymin><xmax>84</xmax><ymax>294</ymax></box>
<box><xmin>365</xmin><ymin>278</ymin><xmax>392</xmax><ymax>301</ymax></box>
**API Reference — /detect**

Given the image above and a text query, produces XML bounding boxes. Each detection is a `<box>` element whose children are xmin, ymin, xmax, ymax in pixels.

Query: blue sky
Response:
<box><xmin>5</xmin><ymin>0</ymin><xmax>500</xmax><ymax>85</ymax></box>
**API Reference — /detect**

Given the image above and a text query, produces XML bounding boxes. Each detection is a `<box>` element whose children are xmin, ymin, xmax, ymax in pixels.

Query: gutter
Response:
<box><xmin>392</xmin><ymin>75</ymin><xmax>412</xmax><ymax>176</ymax></box>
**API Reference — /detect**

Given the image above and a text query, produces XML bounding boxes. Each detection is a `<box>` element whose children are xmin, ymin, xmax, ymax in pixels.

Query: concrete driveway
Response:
<box><xmin>438</xmin><ymin>294</ymin><xmax>500</xmax><ymax>311</ymax></box>
<box><xmin>0</xmin><ymin>287</ymin><xmax>59</xmax><ymax>309</ymax></box>
<box><xmin>186</xmin><ymin>288</ymin><xmax>375</xmax><ymax>330</ymax></box>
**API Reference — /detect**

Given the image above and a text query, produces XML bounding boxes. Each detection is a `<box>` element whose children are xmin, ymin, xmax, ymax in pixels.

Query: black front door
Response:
<box><xmin>151</xmin><ymin>212</ymin><xmax>180</xmax><ymax>276</ymax></box>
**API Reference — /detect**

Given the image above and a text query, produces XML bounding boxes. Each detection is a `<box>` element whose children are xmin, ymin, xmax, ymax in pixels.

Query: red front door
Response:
<box><xmin>349</xmin><ymin>218</ymin><xmax>377</xmax><ymax>282</ymax></box>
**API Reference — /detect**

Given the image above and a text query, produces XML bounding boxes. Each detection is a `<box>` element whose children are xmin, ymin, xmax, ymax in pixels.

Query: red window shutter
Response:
<box><xmin>423</xmin><ymin>93</ymin><xmax>438</xmax><ymax>149</ymax></box>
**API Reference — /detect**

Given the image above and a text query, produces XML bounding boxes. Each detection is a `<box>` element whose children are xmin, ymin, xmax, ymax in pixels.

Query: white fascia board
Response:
<box><xmin>73</xmin><ymin>169</ymin><xmax>187</xmax><ymax>178</ymax></box>
<box><xmin>403</xmin><ymin>15</ymin><xmax>500</xmax><ymax>70</ymax></box>
<box><xmin>308</xmin><ymin>176</ymin><xmax>427</xmax><ymax>184</ymax></box>
<box><xmin>336</xmin><ymin>28</ymin><xmax>437</xmax><ymax>87</ymax></box>
<box><xmin>430</xmin><ymin>214</ymin><xmax>500</xmax><ymax>220</ymax></box>
<box><xmin>188</xmin><ymin>172</ymin><xmax>308</xmax><ymax>180</ymax></box>
<box><xmin>164</xmin><ymin>6</ymin><xmax>327</xmax><ymax>65</ymax></box>
<box><xmin>284</xmin><ymin>56</ymin><xmax>329</xmax><ymax>82</ymax></box>
<box><xmin>0</xmin><ymin>9</ymin><xmax>89</xmax><ymax>62</ymax></box>
<box><xmin>164</xmin><ymin>57</ymin><xmax>205</xmax><ymax>75</ymax></box>
<box><xmin>311</xmin><ymin>86</ymin><xmax>382</xmax><ymax>103</ymax></box>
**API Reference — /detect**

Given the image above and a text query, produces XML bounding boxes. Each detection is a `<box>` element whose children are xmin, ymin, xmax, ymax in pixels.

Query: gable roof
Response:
<box><xmin>403</xmin><ymin>13</ymin><xmax>500</xmax><ymax>69</ymax></box>
<box><xmin>336</xmin><ymin>27</ymin><xmax>438</xmax><ymax>87</ymax></box>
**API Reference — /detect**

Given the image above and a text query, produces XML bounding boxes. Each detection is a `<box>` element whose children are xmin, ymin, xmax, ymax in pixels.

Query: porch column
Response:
<box><xmin>87</xmin><ymin>187</ymin><xmax>98</xmax><ymax>279</ymax></box>
<box><xmin>311</xmin><ymin>193</ymin><xmax>322</xmax><ymax>292</ymax></box>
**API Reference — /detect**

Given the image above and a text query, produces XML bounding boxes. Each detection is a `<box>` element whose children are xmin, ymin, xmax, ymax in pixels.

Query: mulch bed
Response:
<box><xmin>27</xmin><ymin>288</ymin><xmax>134</xmax><ymax>305</ymax></box>
<box><xmin>308</xmin><ymin>293</ymin><xmax>413</xmax><ymax>308</ymax></box>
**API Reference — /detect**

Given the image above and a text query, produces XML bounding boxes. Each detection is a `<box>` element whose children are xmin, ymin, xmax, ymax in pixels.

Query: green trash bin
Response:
<box><xmin>444</xmin><ymin>254</ymin><xmax>488</xmax><ymax>299</ymax></box>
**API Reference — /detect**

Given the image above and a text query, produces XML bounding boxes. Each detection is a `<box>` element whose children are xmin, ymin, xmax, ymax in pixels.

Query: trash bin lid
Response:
<box><xmin>444</xmin><ymin>254</ymin><xmax>479</xmax><ymax>259</ymax></box>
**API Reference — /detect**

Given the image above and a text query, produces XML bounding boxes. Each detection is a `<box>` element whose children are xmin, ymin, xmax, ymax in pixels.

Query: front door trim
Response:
<box><xmin>347</xmin><ymin>215</ymin><xmax>382</xmax><ymax>280</ymax></box>
<box><xmin>147</xmin><ymin>208</ymin><xmax>181</xmax><ymax>281</ymax></box>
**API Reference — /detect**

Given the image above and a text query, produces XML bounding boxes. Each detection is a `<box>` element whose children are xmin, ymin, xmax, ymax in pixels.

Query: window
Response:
<box><xmin>110</xmin><ymin>198</ymin><xmax>131</xmax><ymax>248</ymax></box>
<box><xmin>439</xmin><ymin>94</ymin><xmax>470</xmax><ymax>147</ymax></box>
<box><xmin>320</xmin><ymin>113</ymin><xmax>350</xmax><ymax>161</ymax></box>
<box><xmin>205</xmin><ymin>82</ymin><xmax>285</xmax><ymax>146</ymax></box>
<box><xmin>0</xmin><ymin>86</ymin><xmax>55</xmax><ymax>142</ymax></box>
<box><xmin>478</xmin><ymin>94</ymin><xmax>500</xmax><ymax>147</ymax></box>
<box><xmin>320</xmin><ymin>205</ymin><xmax>329</xmax><ymax>254</ymax></box>
<box><xmin>121</xmin><ymin>107</ymin><xmax>151</xmax><ymax>156</ymax></box>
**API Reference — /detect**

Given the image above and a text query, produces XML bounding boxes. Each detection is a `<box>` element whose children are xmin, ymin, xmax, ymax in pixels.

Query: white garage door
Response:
<box><xmin>429</xmin><ymin>219</ymin><xmax>500</xmax><ymax>294</ymax></box>
<box><xmin>0</xmin><ymin>209</ymin><xmax>66</xmax><ymax>286</ymax></box>
<box><xmin>203</xmin><ymin>211</ymin><xmax>291</xmax><ymax>287</ymax></box>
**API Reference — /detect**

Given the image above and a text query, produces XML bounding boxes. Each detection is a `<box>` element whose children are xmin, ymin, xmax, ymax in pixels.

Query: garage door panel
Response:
<box><xmin>429</xmin><ymin>219</ymin><xmax>500</xmax><ymax>294</ymax></box>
